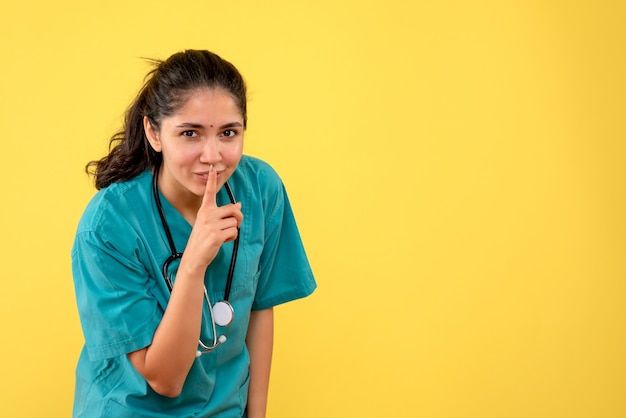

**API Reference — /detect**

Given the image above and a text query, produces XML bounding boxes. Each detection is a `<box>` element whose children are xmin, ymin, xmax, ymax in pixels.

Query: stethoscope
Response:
<box><xmin>152</xmin><ymin>160</ymin><xmax>240</xmax><ymax>357</ymax></box>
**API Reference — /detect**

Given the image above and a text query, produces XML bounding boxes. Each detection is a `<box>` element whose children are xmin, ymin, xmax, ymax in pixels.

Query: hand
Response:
<box><xmin>184</xmin><ymin>166</ymin><xmax>243</xmax><ymax>271</ymax></box>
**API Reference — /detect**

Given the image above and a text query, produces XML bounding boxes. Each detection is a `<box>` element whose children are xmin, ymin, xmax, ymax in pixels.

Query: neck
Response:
<box><xmin>154</xmin><ymin>166</ymin><xmax>202</xmax><ymax>226</ymax></box>
<box><xmin>168</xmin><ymin>192</ymin><xmax>201</xmax><ymax>225</ymax></box>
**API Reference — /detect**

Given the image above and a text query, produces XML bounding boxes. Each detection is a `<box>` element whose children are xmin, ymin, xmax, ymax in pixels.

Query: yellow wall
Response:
<box><xmin>1</xmin><ymin>1</ymin><xmax>625</xmax><ymax>416</ymax></box>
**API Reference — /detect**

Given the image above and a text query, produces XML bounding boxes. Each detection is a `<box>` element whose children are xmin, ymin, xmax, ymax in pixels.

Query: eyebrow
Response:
<box><xmin>175</xmin><ymin>122</ymin><xmax>243</xmax><ymax>129</ymax></box>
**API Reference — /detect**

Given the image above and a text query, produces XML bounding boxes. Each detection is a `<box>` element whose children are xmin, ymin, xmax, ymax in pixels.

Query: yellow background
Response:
<box><xmin>1</xmin><ymin>1</ymin><xmax>625</xmax><ymax>416</ymax></box>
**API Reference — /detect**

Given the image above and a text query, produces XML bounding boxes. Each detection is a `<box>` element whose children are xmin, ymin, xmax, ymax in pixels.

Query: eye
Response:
<box><xmin>221</xmin><ymin>129</ymin><xmax>238</xmax><ymax>138</ymax></box>
<box><xmin>181</xmin><ymin>130</ymin><xmax>198</xmax><ymax>138</ymax></box>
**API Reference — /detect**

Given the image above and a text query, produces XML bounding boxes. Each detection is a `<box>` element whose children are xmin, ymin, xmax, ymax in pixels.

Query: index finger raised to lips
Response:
<box><xmin>202</xmin><ymin>165</ymin><xmax>218</xmax><ymax>209</ymax></box>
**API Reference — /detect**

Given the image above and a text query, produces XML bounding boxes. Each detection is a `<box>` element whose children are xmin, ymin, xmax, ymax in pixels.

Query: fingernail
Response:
<box><xmin>209</xmin><ymin>165</ymin><xmax>214</xmax><ymax>173</ymax></box>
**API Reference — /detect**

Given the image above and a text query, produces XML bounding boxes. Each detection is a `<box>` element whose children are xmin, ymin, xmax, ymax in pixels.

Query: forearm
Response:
<box><xmin>246</xmin><ymin>308</ymin><xmax>274</xmax><ymax>418</ymax></box>
<box><xmin>128</xmin><ymin>260</ymin><xmax>206</xmax><ymax>397</ymax></box>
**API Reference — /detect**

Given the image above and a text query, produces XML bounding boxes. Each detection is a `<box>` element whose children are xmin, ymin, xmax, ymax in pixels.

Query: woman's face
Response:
<box><xmin>145</xmin><ymin>88</ymin><xmax>244</xmax><ymax>205</ymax></box>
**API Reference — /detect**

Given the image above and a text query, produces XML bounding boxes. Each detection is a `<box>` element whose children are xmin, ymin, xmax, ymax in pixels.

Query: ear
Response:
<box><xmin>144</xmin><ymin>116</ymin><xmax>162</xmax><ymax>152</ymax></box>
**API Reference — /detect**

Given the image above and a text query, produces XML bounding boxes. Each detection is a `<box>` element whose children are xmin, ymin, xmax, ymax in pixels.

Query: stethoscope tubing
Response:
<box><xmin>222</xmin><ymin>184</ymin><xmax>239</xmax><ymax>302</ymax></box>
<box><xmin>152</xmin><ymin>159</ymin><xmax>239</xmax><ymax>355</ymax></box>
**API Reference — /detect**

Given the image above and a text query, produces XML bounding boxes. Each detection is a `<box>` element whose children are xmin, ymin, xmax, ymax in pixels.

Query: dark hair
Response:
<box><xmin>86</xmin><ymin>49</ymin><xmax>247</xmax><ymax>189</ymax></box>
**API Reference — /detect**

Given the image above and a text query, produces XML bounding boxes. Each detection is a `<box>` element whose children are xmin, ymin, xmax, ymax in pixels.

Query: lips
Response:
<box><xmin>196</xmin><ymin>171</ymin><xmax>222</xmax><ymax>181</ymax></box>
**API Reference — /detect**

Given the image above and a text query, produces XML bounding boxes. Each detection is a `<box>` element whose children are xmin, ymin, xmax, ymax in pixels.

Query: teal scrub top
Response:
<box><xmin>72</xmin><ymin>155</ymin><xmax>316</xmax><ymax>417</ymax></box>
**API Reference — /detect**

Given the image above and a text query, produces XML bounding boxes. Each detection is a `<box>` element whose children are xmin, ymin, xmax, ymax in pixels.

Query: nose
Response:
<box><xmin>199</xmin><ymin>138</ymin><xmax>222</xmax><ymax>164</ymax></box>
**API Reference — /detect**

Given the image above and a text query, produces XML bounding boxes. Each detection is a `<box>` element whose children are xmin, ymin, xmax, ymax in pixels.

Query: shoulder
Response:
<box><xmin>76</xmin><ymin>171</ymin><xmax>153</xmax><ymax>238</ymax></box>
<box><xmin>230</xmin><ymin>155</ymin><xmax>289</xmax><ymax>222</ymax></box>
<box><xmin>233</xmin><ymin>155</ymin><xmax>285</xmax><ymax>198</ymax></box>
<box><xmin>236</xmin><ymin>155</ymin><xmax>282</xmax><ymax>184</ymax></box>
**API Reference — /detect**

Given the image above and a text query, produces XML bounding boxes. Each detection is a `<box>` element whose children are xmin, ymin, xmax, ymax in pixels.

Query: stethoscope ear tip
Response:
<box><xmin>196</xmin><ymin>335</ymin><xmax>227</xmax><ymax>358</ymax></box>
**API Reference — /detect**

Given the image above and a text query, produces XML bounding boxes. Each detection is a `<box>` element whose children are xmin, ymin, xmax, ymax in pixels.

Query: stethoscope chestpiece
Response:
<box><xmin>213</xmin><ymin>301</ymin><xmax>235</xmax><ymax>327</ymax></box>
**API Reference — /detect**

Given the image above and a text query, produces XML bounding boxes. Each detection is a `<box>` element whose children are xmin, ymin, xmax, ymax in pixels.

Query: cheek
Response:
<box><xmin>224</xmin><ymin>141</ymin><xmax>244</xmax><ymax>164</ymax></box>
<box><xmin>164</xmin><ymin>143</ymin><xmax>201</xmax><ymax>163</ymax></box>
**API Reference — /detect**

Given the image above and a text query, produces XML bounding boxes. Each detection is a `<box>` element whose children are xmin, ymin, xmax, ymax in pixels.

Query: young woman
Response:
<box><xmin>71</xmin><ymin>49</ymin><xmax>316</xmax><ymax>417</ymax></box>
